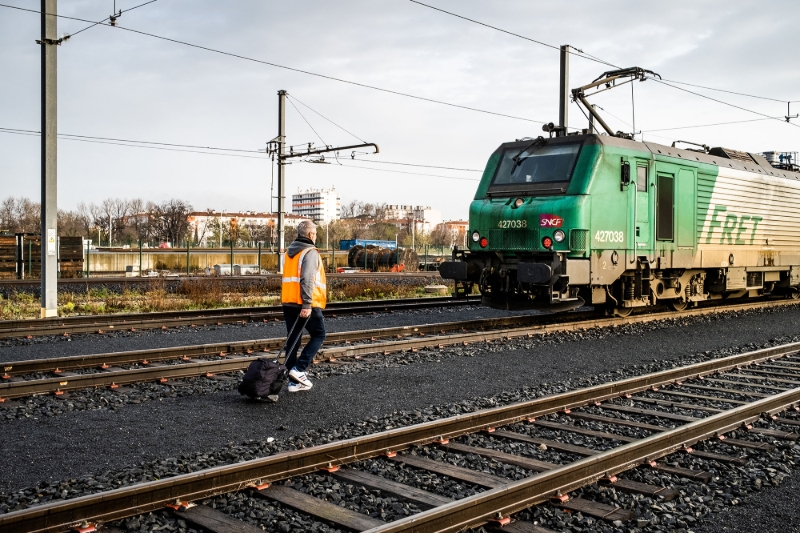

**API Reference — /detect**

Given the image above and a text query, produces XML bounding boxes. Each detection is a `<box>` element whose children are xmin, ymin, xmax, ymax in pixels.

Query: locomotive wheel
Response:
<box><xmin>669</xmin><ymin>300</ymin><xmax>688</xmax><ymax>312</ymax></box>
<box><xmin>612</xmin><ymin>306</ymin><xmax>633</xmax><ymax>317</ymax></box>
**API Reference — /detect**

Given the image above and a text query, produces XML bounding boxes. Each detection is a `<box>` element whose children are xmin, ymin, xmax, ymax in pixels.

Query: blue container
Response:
<box><xmin>339</xmin><ymin>239</ymin><xmax>397</xmax><ymax>250</ymax></box>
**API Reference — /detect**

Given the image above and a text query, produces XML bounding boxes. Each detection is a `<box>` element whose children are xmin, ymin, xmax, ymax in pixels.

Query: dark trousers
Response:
<box><xmin>282</xmin><ymin>306</ymin><xmax>326</xmax><ymax>372</ymax></box>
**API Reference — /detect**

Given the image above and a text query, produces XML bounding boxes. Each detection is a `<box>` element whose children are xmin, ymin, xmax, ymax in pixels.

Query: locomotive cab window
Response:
<box><xmin>637</xmin><ymin>166</ymin><xmax>648</xmax><ymax>192</ymax></box>
<box><xmin>656</xmin><ymin>174</ymin><xmax>674</xmax><ymax>241</ymax></box>
<box><xmin>488</xmin><ymin>142</ymin><xmax>581</xmax><ymax>197</ymax></box>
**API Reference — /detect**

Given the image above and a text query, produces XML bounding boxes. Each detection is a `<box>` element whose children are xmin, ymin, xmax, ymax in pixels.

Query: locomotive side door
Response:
<box><xmin>634</xmin><ymin>163</ymin><xmax>652</xmax><ymax>250</ymax></box>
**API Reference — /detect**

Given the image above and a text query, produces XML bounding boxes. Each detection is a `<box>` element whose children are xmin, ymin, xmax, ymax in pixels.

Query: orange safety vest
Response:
<box><xmin>281</xmin><ymin>247</ymin><xmax>327</xmax><ymax>308</ymax></box>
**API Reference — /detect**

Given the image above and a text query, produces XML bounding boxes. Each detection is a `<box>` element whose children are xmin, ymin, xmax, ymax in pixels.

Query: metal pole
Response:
<box><xmin>230</xmin><ymin>239</ymin><xmax>234</xmax><ymax>276</ymax></box>
<box><xmin>559</xmin><ymin>44</ymin><xmax>570</xmax><ymax>134</ymax></box>
<box><xmin>186</xmin><ymin>241</ymin><xmax>190</xmax><ymax>276</ymax></box>
<box><xmin>257</xmin><ymin>242</ymin><xmax>261</xmax><ymax>274</ymax></box>
<box><xmin>277</xmin><ymin>89</ymin><xmax>287</xmax><ymax>273</ymax></box>
<box><xmin>40</xmin><ymin>0</ymin><xmax>58</xmax><ymax>317</ymax></box>
<box><xmin>138</xmin><ymin>239</ymin><xmax>142</xmax><ymax>276</ymax></box>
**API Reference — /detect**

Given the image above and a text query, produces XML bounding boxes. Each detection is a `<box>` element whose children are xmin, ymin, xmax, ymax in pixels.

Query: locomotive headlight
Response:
<box><xmin>514</xmin><ymin>197</ymin><xmax>525</xmax><ymax>208</ymax></box>
<box><xmin>553</xmin><ymin>229</ymin><xmax>566</xmax><ymax>243</ymax></box>
<box><xmin>471</xmin><ymin>230</ymin><xmax>480</xmax><ymax>242</ymax></box>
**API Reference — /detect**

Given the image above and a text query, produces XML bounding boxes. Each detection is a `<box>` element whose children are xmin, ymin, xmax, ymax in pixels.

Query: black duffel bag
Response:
<box><xmin>238</xmin><ymin>315</ymin><xmax>308</xmax><ymax>402</ymax></box>
<box><xmin>238</xmin><ymin>358</ymin><xmax>288</xmax><ymax>399</ymax></box>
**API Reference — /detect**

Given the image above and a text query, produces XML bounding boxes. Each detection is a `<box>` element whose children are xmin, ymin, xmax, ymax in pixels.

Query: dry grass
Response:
<box><xmin>0</xmin><ymin>278</ymin><xmax>446</xmax><ymax>319</ymax></box>
<box><xmin>330</xmin><ymin>281</ymin><xmax>422</xmax><ymax>301</ymax></box>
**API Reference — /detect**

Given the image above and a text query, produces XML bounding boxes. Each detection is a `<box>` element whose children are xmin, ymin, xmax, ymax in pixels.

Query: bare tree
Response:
<box><xmin>242</xmin><ymin>220</ymin><xmax>272</xmax><ymax>245</ymax></box>
<box><xmin>89</xmin><ymin>202</ymin><xmax>108</xmax><ymax>245</ymax></box>
<box><xmin>76</xmin><ymin>202</ymin><xmax>93</xmax><ymax>236</ymax></box>
<box><xmin>0</xmin><ymin>197</ymin><xmax>16</xmax><ymax>230</ymax></box>
<box><xmin>151</xmin><ymin>199</ymin><xmax>193</xmax><ymax>246</ymax></box>
<box><xmin>340</xmin><ymin>200</ymin><xmax>359</xmax><ymax>218</ymax></box>
<box><xmin>125</xmin><ymin>198</ymin><xmax>151</xmax><ymax>244</ymax></box>
<box><xmin>429</xmin><ymin>224</ymin><xmax>454</xmax><ymax>246</ymax></box>
<box><xmin>57</xmin><ymin>209</ymin><xmax>87</xmax><ymax>237</ymax></box>
<box><xmin>15</xmin><ymin>197</ymin><xmax>40</xmax><ymax>234</ymax></box>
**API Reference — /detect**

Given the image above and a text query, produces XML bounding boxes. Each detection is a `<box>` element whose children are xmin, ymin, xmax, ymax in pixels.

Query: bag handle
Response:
<box><xmin>276</xmin><ymin>314</ymin><xmax>311</xmax><ymax>364</ymax></box>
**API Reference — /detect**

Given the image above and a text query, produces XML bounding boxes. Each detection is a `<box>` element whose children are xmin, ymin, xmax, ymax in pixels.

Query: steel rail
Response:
<box><xmin>0</xmin><ymin>318</ymin><xmax>605</xmax><ymax>398</ymax></box>
<box><xmin>0</xmin><ymin>295</ymin><xmax>472</xmax><ymax>330</ymax></box>
<box><xmin>3</xmin><ymin>298</ymin><xmax>799</xmax><ymax>397</ymax></box>
<box><xmin>363</xmin><ymin>386</ymin><xmax>800</xmax><ymax>533</ymax></box>
<box><xmin>0</xmin><ymin>296</ymin><xmax>480</xmax><ymax>339</ymax></box>
<box><xmin>2</xmin><ymin>291</ymin><xmax>796</xmax><ymax>342</ymax></box>
<box><xmin>3</xmin><ymin>297</ymin><xmax>797</xmax><ymax>376</ymax></box>
<box><xmin>1</xmin><ymin>341</ymin><xmax>798</xmax><ymax>533</ymax></box>
<box><xmin>0</xmin><ymin>313</ymin><xmax>561</xmax><ymax>376</ymax></box>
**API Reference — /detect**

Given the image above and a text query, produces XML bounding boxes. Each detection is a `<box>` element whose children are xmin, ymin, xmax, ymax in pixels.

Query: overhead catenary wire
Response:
<box><xmin>287</xmin><ymin>95</ymin><xmax>367</xmax><ymax>144</ymax></box>
<box><xmin>0</xmin><ymin>3</ymin><xmax>549</xmax><ymax>126</ymax></box>
<box><xmin>68</xmin><ymin>0</ymin><xmax>159</xmax><ymax>39</ymax></box>
<box><xmin>652</xmin><ymin>79</ymin><xmax>800</xmax><ymax>129</ymax></box>
<box><xmin>408</xmin><ymin>0</ymin><xmax>617</xmax><ymax>68</ymax></box>
<box><xmin>659</xmin><ymin>79</ymin><xmax>800</xmax><ymax>104</ymax></box>
<box><xmin>0</xmin><ymin>128</ymin><xmax>269</xmax><ymax>159</ymax></box>
<box><xmin>408</xmin><ymin>0</ymin><xmax>800</xmax><ymax>127</ymax></box>
<box><xmin>302</xmin><ymin>160</ymin><xmax>480</xmax><ymax>181</ymax></box>
<box><xmin>7</xmin><ymin>1</ymin><xmax>795</xmax><ymax>133</ymax></box>
<box><xmin>7</xmin><ymin>1</ymin><xmax>789</xmax><ymax>180</ymax></box>
<box><xmin>349</xmin><ymin>158</ymin><xmax>482</xmax><ymax>172</ymax></box>
<box><xmin>643</xmin><ymin>117</ymin><xmax>780</xmax><ymax>133</ymax></box>
<box><xmin>0</xmin><ymin>126</ymin><xmax>484</xmax><ymax>175</ymax></box>
<box><xmin>286</xmin><ymin>97</ymin><xmax>328</xmax><ymax>148</ymax></box>
<box><xmin>0</xmin><ymin>127</ymin><xmax>263</xmax><ymax>153</ymax></box>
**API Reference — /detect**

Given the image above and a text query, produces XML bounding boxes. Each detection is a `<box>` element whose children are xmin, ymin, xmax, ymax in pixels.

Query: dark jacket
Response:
<box><xmin>285</xmin><ymin>237</ymin><xmax>320</xmax><ymax>310</ymax></box>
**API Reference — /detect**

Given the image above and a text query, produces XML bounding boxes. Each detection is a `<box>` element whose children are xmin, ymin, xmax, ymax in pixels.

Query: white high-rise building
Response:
<box><xmin>292</xmin><ymin>187</ymin><xmax>341</xmax><ymax>223</ymax></box>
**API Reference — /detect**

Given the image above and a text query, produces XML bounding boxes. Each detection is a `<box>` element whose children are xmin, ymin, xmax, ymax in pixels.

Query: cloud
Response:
<box><xmin>0</xmin><ymin>0</ymin><xmax>797</xmax><ymax>220</ymax></box>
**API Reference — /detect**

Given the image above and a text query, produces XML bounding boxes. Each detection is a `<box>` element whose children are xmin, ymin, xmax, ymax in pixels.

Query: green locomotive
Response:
<box><xmin>440</xmin><ymin>97</ymin><xmax>800</xmax><ymax>314</ymax></box>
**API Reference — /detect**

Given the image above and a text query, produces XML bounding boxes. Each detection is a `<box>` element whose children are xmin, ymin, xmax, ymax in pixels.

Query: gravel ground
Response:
<box><xmin>2</xmin><ymin>304</ymin><xmax>800</xmax><ymax>532</ymax></box>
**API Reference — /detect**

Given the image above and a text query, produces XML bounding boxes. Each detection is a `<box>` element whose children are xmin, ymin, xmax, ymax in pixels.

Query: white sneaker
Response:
<box><xmin>288</xmin><ymin>381</ymin><xmax>312</xmax><ymax>393</ymax></box>
<box><xmin>289</xmin><ymin>368</ymin><xmax>313</xmax><ymax>388</ymax></box>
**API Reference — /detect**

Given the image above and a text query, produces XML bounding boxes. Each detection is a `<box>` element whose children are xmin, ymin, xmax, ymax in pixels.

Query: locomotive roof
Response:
<box><xmin>503</xmin><ymin>134</ymin><xmax>800</xmax><ymax>181</ymax></box>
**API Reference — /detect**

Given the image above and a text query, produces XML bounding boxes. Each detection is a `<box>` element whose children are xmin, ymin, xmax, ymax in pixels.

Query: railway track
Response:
<box><xmin>0</xmin><ymin>272</ymin><xmax>437</xmax><ymax>290</ymax></box>
<box><xmin>2</xmin><ymin>297</ymin><xmax>798</xmax><ymax>403</ymax></box>
<box><xmin>0</xmin><ymin>295</ymin><xmax>479</xmax><ymax>339</ymax></box>
<box><xmin>2</xmin><ymin>339</ymin><xmax>800</xmax><ymax>533</ymax></box>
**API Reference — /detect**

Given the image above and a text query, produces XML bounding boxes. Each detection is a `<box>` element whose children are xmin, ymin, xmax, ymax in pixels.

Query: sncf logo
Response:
<box><xmin>539</xmin><ymin>214</ymin><xmax>563</xmax><ymax>228</ymax></box>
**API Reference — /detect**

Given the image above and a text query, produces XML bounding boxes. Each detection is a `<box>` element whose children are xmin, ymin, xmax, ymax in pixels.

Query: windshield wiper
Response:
<box><xmin>512</xmin><ymin>136</ymin><xmax>548</xmax><ymax>167</ymax></box>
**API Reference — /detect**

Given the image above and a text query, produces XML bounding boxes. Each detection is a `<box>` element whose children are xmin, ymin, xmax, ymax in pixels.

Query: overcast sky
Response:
<box><xmin>1</xmin><ymin>0</ymin><xmax>798</xmax><ymax>220</ymax></box>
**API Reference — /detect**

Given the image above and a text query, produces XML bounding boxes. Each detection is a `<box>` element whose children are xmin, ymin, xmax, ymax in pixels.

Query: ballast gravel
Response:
<box><xmin>0</xmin><ymin>304</ymin><xmax>537</xmax><ymax>360</ymax></box>
<box><xmin>3</xmin><ymin>305</ymin><xmax>800</xmax><ymax>422</ymax></box>
<box><xmin>2</xmin><ymin>304</ymin><xmax>800</xmax><ymax>532</ymax></box>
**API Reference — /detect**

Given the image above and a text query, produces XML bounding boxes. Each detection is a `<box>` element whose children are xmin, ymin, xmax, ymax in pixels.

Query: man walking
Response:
<box><xmin>281</xmin><ymin>220</ymin><xmax>327</xmax><ymax>393</ymax></box>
